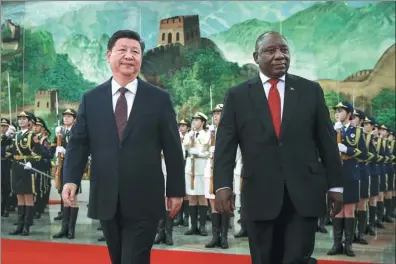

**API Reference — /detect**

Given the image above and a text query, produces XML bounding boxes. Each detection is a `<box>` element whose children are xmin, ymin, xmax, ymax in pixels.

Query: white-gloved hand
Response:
<box><xmin>189</xmin><ymin>148</ymin><xmax>199</xmax><ymax>155</ymax></box>
<box><xmin>209</xmin><ymin>125</ymin><xmax>216</xmax><ymax>132</ymax></box>
<box><xmin>188</xmin><ymin>130</ymin><xmax>195</xmax><ymax>138</ymax></box>
<box><xmin>334</xmin><ymin>121</ymin><xmax>343</xmax><ymax>131</ymax></box>
<box><xmin>338</xmin><ymin>143</ymin><xmax>347</xmax><ymax>153</ymax></box>
<box><xmin>210</xmin><ymin>146</ymin><xmax>215</xmax><ymax>153</ymax></box>
<box><xmin>5</xmin><ymin>126</ymin><xmax>16</xmax><ymax>137</ymax></box>
<box><xmin>56</xmin><ymin>146</ymin><xmax>66</xmax><ymax>154</ymax></box>
<box><xmin>55</xmin><ymin>126</ymin><xmax>63</xmax><ymax>136</ymax></box>
<box><xmin>24</xmin><ymin>161</ymin><xmax>32</xmax><ymax>170</ymax></box>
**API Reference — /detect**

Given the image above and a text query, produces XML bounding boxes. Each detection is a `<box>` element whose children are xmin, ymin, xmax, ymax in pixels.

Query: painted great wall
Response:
<box><xmin>317</xmin><ymin>43</ymin><xmax>395</xmax><ymax>101</ymax></box>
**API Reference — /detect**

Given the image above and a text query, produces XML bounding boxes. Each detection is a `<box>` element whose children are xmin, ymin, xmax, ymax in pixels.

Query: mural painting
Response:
<box><xmin>1</xmin><ymin>1</ymin><xmax>395</xmax><ymax>132</ymax></box>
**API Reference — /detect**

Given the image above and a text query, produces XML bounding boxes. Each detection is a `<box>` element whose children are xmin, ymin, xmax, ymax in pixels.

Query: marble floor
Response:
<box><xmin>1</xmin><ymin>202</ymin><xmax>395</xmax><ymax>264</ymax></box>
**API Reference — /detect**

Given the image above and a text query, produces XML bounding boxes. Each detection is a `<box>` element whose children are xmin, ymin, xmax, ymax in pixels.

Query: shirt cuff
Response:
<box><xmin>215</xmin><ymin>187</ymin><xmax>231</xmax><ymax>193</ymax></box>
<box><xmin>329</xmin><ymin>187</ymin><xmax>343</xmax><ymax>193</ymax></box>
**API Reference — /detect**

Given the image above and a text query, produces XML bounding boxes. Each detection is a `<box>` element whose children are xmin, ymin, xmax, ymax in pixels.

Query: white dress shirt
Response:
<box><xmin>111</xmin><ymin>78</ymin><xmax>138</xmax><ymax>119</ymax></box>
<box><xmin>216</xmin><ymin>73</ymin><xmax>343</xmax><ymax>193</ymax></box>
<box><xmin>259</xmin><ymin>72</ymin><xmax>286</xmax><ymax>119</ymax></box>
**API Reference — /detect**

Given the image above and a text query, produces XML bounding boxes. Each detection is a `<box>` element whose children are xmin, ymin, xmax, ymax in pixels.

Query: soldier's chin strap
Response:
<box><xmin>17</xmin><ymin>161</ymin><xmax>54</xmax><ymax>179</ymax></box>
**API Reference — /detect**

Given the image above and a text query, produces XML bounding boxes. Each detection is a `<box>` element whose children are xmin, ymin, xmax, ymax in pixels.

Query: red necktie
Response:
<box><xmin>267</xmin><ymin>79</ymin><xmax>281</xmax><ymax>138</ymax></box>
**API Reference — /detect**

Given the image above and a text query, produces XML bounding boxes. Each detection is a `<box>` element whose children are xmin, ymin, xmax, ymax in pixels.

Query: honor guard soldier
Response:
<box><xmin>8</xmin><ymin>111</ymin><xmax>45</xmax><ymax>236</ymax></box>
<box><xmin>379</xmin><ymin>124</ymin><xmax>394</xmax><ymax>223</ymax></box>
<box><xmin>328</xmin><ymin>102</ymin><xmax>367</xmax><ymax>257</ymax></box>
<box><xmin>174</xmin><ymin>119</ymin><xmax>191</xmax><ymax>227</ymax></box>
<box><xmin>351</xmin><ymin>109</ymin><xmax>372</xmax><ymax>244</ymax></box>
<box><xmin>32</xmin><ymin>117</ymin><xmax>54</xmax><ymax>218</ymax></box>
<box><xmin>388</xmin><ymin>130</ymin><xmax>396</xmax><ymax>217</ymax></box>
<box><xmin>183</xmin><ymin>112</ymin><xmax>210</xmax><ymax>236</ymax></box>
<box><xmin>153</xmin><ymin>150</ymin><xmax>175</xmax><ymax>246</ymax></box>
<box><xmin>1</xmin><ymin>118</ymin><xmax>14</xmax><ymax>217</ymax></box>
<box><xmin>363</xmin><ymin>117</ymin><xmax>382</xmax><ymax>234</ymax></box>
<box><xmin>53</xmin><ymin>108</ymin><xmax>80</xmax><ymax>239</ymax></box>
<box><xmin>375</xmin><ymin>123</ymin><xmax>389</xmax><ymax>228</ymax></box>
<box><xmin>204</xmin><ymin>103</ymin><xmax>230</xmax><ymax>249</ymax></box>
<box><xmin>42</xmin><ymin>124</ymin><xmax>54</xmax><ymax>214</ymax></box>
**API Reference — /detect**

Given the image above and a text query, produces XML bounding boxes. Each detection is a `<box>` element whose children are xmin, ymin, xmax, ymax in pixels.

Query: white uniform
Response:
<box><xmin>204</xmin><ymin>129</ymin><xmax>216</xmax><ymax>199</ymax></box>
<box><xmin>184</xmin><ymin>130</ymin><xmax>210</xmax><ymax>195</ymax></box>
<box><xmin>233</xmin><ymin>146</ymin><xmax>243</xmax><ymax>195</ymax></box>
<box><xmin>233</xmin><ymin>146</ymin><xmax>243</xmax><ymax>208</ymax></box>
<box><xmin>161</xmin><ymin>151</ymin><xmax>167</xmax><ymax>196</ymax></box>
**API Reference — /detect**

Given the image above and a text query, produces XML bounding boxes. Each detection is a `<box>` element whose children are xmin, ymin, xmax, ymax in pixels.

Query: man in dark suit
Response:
<box><xmin>213</xmin><ymin>31</ymin><xmax>344</xmax><ymax>264</ymax></box>
<box><xmin>62</xmin><ymin>30</ymin><xmax>185</xmax><ymax>264</ymax></box>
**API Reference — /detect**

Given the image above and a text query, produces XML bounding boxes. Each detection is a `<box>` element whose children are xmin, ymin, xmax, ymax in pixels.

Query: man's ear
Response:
<box><xmin>253</xmin><ymin>51</ymin><xmax>259</xmax><ymax>64</ymax></box>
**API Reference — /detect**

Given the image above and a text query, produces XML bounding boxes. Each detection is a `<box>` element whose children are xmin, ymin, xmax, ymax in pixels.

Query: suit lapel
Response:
<box><xmin>280</xmin><ymin>74</ymin><xmax>298</xmax><ymax>138</ymax></box>
<box><xmin>122</xmin><ymin>78</ymin><xmax>146</xmax><ymax>143</ymax></box>
<box><xmin>247</xmin><ymin>77</ymin><xmax>277</xmax><ymax>137</ymax></box>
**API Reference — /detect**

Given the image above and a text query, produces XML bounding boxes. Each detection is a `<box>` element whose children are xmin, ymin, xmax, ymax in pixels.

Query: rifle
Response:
<box><xmin>190</xmin><ymin>131</ymin><xmax>196</xmax><ymax>190</ymax></box>
<box><xmin>55</xmin><ymin>130</ymin><xmax>63</xmax><ymax>189</ymax></box>
<box><xmin>54</xmin><ymin>90</ymin><xmax>62</xmax><ymax>189</ymax></box>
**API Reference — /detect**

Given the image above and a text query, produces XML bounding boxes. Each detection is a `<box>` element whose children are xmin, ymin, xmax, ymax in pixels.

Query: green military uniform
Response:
<box><xmin>1</xmin><ymin>117</ymin><xmax>13</xmax><ymax>217</ymax></box>
<box><xmin>9</xmin><ymin>111</ymin><xmax>45</xmax><ymax>236</ymax></box>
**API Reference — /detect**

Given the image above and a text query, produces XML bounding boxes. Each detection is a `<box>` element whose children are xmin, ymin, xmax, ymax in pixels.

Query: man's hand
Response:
<box><xmin>328</xmin><ymin>191</ymin><xmax>343</xmax><ymax>218</ymax></box>
<box><xmin>167</xmin><ymin>197</ymin><xmax>183</xmax><ymax>218</ymax></box>
<box><xmin>215</xmin><ymin>188</ymin><xmax>235</xmax><ymax>216</ymax></box>
<box><xmin>62</xmin><ymin>183</ymin><xmax>78</xmax><ymax>207</ymax></box>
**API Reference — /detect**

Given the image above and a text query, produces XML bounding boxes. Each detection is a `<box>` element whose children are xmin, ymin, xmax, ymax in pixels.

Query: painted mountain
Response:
<box><xmin>210</xmin><ymin>1</ymin><xmax>395</xmax><ymax>80</ymax></box>
<box><xmin>2</xmin><ymin>1</ymin><xmax>392</xmax><ymax>84</ymax></box>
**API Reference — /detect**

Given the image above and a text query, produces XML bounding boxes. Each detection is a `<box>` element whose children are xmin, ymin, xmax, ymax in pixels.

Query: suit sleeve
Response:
<box><xmin>63</xmin><ymin>94</ymin><xmax>90</xmax><ymax>188</ymax></box>
<box><xmin>314</xmin><ymin>84</ymin><xmax>343</xmax><ymax>189</ymax></box>
<box><xmin>213</xmin><ymin>88</ymin><xmax>239</xmax><ymax>191</ymax></box>
<box><xmin>160</xmin><ymin>92</ymin><xmax>186</xmax><ymax>197</ymax></box>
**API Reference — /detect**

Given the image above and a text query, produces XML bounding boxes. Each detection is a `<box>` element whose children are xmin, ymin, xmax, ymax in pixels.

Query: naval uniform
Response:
<box><xmin>358</xmin><ymin>131</ymin><xmax>375</xmax><ymax>199</ymax></box>
<box><xmin>377</xmin><ymin>137</ymin><xmax>388</xmax><ymax>193</ymax></box>
<box><xmin>233</xmin><ymin>146</ymin><xmax>243</xmax><ymax>197</ymax></box>
<box><xmin>385</xmin><ymin>139</ymin><xmax>394</xmax><ymax>191</ymax></box>
<box><xmin>184</xmin><ymin>130</ymin><xmax>210</xmax><ymax>196</ymax></box>
<box><xmin>370</xmin><ymin>134</ymin><xmax>381</xmax><ymax>197</ymax></box>
<box><xmin>340</xmin><ymin>124</ymin><xmax>367</xmax><ymax>204</ymax></box>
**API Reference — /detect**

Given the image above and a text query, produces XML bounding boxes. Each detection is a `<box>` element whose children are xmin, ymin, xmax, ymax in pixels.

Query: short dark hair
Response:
<box><xmin>255</xmin><ymin>31</ymin><xmax>288</xmax><ymax>51</ymax></box>
<box><xmin>107</xmin><ymin>30</ymin><xmax>145</xmax><ymax>53</ymax></box>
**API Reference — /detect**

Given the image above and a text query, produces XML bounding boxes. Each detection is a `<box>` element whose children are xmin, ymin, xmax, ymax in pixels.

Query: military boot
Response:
<box><xmin>205</xmin><ymin>213</ymin><xmax>221</xmax><ymax>248</ymax></box>
<box><xmin>53</xmin><ymin>207</ymin><xmax>70</xmax><ymax>239</ymax></box>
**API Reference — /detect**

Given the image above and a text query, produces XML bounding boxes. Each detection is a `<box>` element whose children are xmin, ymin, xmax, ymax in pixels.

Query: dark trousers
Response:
<box><xmin>246</xmin><ymin>187</ymin><xmax>318</xmax><ymax>264</ymax></box>
<box><xmin>1</xmin><ymin>167</ymin><xmax>11</xmax><ymax>214</ymax></box>
<box><xmin>100</xmin><ymin>201</ymin><xmax>158</xmax><ymax>264</ymax></box>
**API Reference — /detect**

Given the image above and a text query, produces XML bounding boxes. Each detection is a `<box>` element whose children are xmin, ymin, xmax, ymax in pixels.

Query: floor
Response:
<box><xmin>1</xmin><ymin>202</ymin><xmax>395</xmax><ymax>264</ymax></box>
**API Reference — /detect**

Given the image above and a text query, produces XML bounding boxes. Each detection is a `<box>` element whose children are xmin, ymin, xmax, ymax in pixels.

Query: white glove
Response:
<box><xmin>55</xmin><ymin>146</ymin><xmax>66</xmax><ymax>157</ymax></box>
<box><xmin>209</xmin><ymin>125</ymin><xmax>216</xmax><ymax>132</ymax></box>
<box><xmin>334</xmin><ymin>121</ymin><xmax>343</xmax><ymax>131</ymax></box>
<box><xmin>5</xmin><ymin>126</ymin><xmax>16</xmax><ymax>137</ymax></box>
<box><xmin>210</xmin><ymin>146</ymin><xmax>215</xmax><ymax>153</ymax></box>
<box><xmin>24</xmin><ymin>162</ymin><xmax>32</xmax><ymax>170</ymax></box>
<box><xmin>55</xmin><ymin>126</ymin><xmax>62</xmax><ymax>136</ymax></box>
<box><xmin>188</xmin><ymin>130</ymin><xmax>195</xmax><ymax>138</ymax></box>
<box><xmin>338</xmin><ymin>143</ymin><xmax>347</xmax><ymax>153</ymax></box>
<box><xmin>189</xmin><ymin>148</ymin><xmax>199</xmax><ymax>155</ymax></box>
